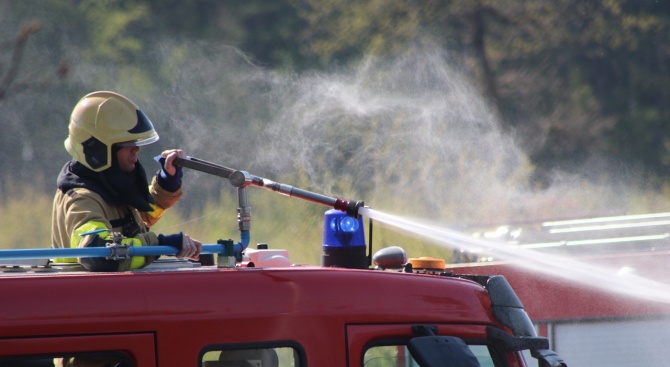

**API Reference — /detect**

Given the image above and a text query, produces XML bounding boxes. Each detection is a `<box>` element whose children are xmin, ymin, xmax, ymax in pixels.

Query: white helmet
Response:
<box><xmin>65</xmin><ymin>91</ymin><xmax>159</xmax><ymax>172</ymax></box>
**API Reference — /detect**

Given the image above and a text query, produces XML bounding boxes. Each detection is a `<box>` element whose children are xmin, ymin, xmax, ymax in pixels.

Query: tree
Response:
<box><xmin>493</xmin><ymin>0</ymin><xmax>670</xmax><ymax>180</ymax></box>
<box><xmin>0</xmin><ymin>21</ymin><xmax>68</xmax><ymax>102</ymax></box>
<box><xmin>140</xmin><ymin>0</ymin><xmax>309</xmax><ymax>69</ymax></box>
<box><xmin>291</xmin><ymin>0</ymin><xmax>670</xmax><ymax>183</ymax></box>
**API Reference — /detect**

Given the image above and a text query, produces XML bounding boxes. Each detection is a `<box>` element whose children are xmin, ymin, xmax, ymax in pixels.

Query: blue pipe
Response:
<box><xmin>0</xmin><ymin>244</ymin><xmax>228</xmax><ymax>261</ymax></box>
<box><xmin>0</xmin><ymin>231</ymin><xmax>252</xmax><ymax>261</ymax></box>
<box><xmin>233</xmin><ymin>230</ymin><xmax>251</xmax><ymax>256</ymax></box>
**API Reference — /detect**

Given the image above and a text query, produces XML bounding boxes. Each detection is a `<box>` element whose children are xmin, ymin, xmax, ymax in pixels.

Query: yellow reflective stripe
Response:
<box><xmin>147</xmin><ymin>203</ymin><xmax>165</xmax><ymax>220</ymax></box>
<box><xmin>55</xmin><ymin>221</ymin><xmax>150</xmax><ymax>270</ymax></box>
<box><xmin>120</xmin><ymin>237</ymin><xmax>147</xmax><ymax>269</ymax></box>
<box><xmin>54</xmin><ymin>221</ymin><xmax>110</xmax><ymax>264</ymax></box>
<box><xmin>129</xmin><ymin>256</ymin><xmax>146</xmax><ymax>269</ymax></box>
<box><xmin>72</xmin><ymin>221</ymin><xmax>110</xmax><ymax>248</ymax></box>
<box><xmin>52</xmin><ymin>257</ymin><xmax>78</xmax><ymax>264</ymax></box>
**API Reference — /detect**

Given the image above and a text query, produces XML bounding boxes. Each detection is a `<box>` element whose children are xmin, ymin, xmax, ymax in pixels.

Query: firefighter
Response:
<box><xmin>51</xmin><ymin>91</ymin><xmax>201</xmax><ymax>271</ymax></box>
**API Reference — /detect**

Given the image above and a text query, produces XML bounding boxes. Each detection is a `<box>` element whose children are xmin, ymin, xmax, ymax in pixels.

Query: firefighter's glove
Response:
<box><xmin>154</xmin><ymin>155</ymin><xmax>183</xmax><ymax>192</ymax></box>
<box><xmin>158</xmin><ymin>232</ymin><xmax>201</xmax><ymax>260</ymax></box>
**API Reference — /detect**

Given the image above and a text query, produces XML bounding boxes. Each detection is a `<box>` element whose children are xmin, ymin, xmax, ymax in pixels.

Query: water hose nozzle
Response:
<box><xmin>333</xmin><ymin>199</ymin><xmax>365</xmax><ymax>218</ymax></box>
<box><xmin>347</xmin><ymin>200</ymin><xmax>365</xmax><ymax>218</ymax></box>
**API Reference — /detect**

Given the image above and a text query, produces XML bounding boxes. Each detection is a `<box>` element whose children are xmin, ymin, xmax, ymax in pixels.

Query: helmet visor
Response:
<box><xmin>116</xmin><ymin>109</ymin><xmax>160</xmax><ymax>147</ymax></box>
<box><xmin>116</xmin><ymin>133</ymin><xmax>160</xmax><ymax>147</ymax></box>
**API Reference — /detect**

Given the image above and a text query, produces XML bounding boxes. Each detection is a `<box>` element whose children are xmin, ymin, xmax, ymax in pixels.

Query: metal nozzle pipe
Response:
<box><xmin>174</xmin><ymin>157</ymin><xmax>235</xmax><ymax>179</ymax></box>
<box><xmin>237</xmin><ymin>187</ymin><xmax>251</xmax><ymax>232</ymax></box>
<box><xmin>258</xmin><ymin>178</ymin><xmax>364</xmax><ymax>218</ymax></box>
<box><xmin>174</xmin><ymin>156</ymin><xmax>365</xmax><ymax>217</ymax></box>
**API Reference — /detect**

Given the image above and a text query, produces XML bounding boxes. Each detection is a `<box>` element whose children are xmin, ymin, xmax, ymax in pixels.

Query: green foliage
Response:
<box><xmin>292</xmin><ymin>0</ymin><xmax>670</xmax><ymax>179</ymax></box>
<box><xmin>0</xmin><ymin>181</ymin><xmax>52</xmax><ymax>250</ymax></box>
<box><xmin>1</xmin><ymin>0</ymin><xmax>670</xmax><ymax>260</ymax></box>
<box><xmin>75</xmin><ymin>0</ymin><xmax>149</xmax><ymax>63</ymax></box>
<box><xmin>139</xmin><ymin>0</ymin><xmax>309</xmax><ymax>69</ymax></box>
<box><xmin>292</xmin><ymin>0</ymin><xmax>424</xmax><ymax>63</ymax></box>
<box><xmin>494</xmin><ymin>0</ymin><xmax>670</xmax><ymax>173</ymax></box>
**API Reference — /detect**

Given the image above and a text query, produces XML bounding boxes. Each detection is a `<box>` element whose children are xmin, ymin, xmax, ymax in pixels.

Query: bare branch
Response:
<box><xmin>0</xmin><ymin>21</ymin><xmax>68</xmax><ymax>102</ymax></box>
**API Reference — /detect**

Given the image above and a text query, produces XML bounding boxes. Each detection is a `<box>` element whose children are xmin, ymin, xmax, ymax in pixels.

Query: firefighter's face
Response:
<box><xmin>117</xmin><ymin>146</ymin><xmax>141</xmax><ymax>172</ymax></box>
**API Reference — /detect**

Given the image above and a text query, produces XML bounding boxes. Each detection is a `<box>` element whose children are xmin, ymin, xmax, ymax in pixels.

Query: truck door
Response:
<box><xmin>347</xmin><ymin>324</ymin><xmax>518</xmax><ymax>367</ymax></box>
<box><xmin>0</xmin><ymin>334</ymin><xmax>156</xmax><ymax>366</ymax></box>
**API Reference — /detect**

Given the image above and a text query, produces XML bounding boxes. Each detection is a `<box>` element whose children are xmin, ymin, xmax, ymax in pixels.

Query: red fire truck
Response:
<box><xmin>0</xmin><ymin>158</ymin><xmax>565</xmax><ymax>367</ymax></box>
<box><xmin>0</xmin><ymin>251</ymin><xmax>564</xmax><ymax>367</ymax></box>
<box><xmin>445</xmin><ymin>213</ymin><xmax>670</xmax><ymax>367</ymax></box>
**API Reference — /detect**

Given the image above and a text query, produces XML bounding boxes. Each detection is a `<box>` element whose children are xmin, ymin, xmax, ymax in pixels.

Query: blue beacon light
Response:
<box><xmin>321</xmin><ymin>209</ymin><xmax>368</xmax><ymax>269</ymax></box>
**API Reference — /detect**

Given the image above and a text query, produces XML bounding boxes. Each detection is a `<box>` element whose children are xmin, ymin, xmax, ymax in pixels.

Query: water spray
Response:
<box><xmin>360</xmin><ymin>207</ymin><xmax>670</xmax><ymax>305</ymax></box>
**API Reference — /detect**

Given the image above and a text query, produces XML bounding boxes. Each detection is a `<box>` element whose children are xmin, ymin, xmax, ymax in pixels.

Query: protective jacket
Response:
<box><xmin>52</xmin><ymin>158</ymin><xmax>183</xmax><ymax>271</ymax></box>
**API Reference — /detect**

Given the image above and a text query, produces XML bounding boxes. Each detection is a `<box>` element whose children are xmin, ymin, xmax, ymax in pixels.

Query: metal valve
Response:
<box><xmin>106</xmin><ymin>232</ymin><xmax>130</xmax><ymax>260</ymax></box>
